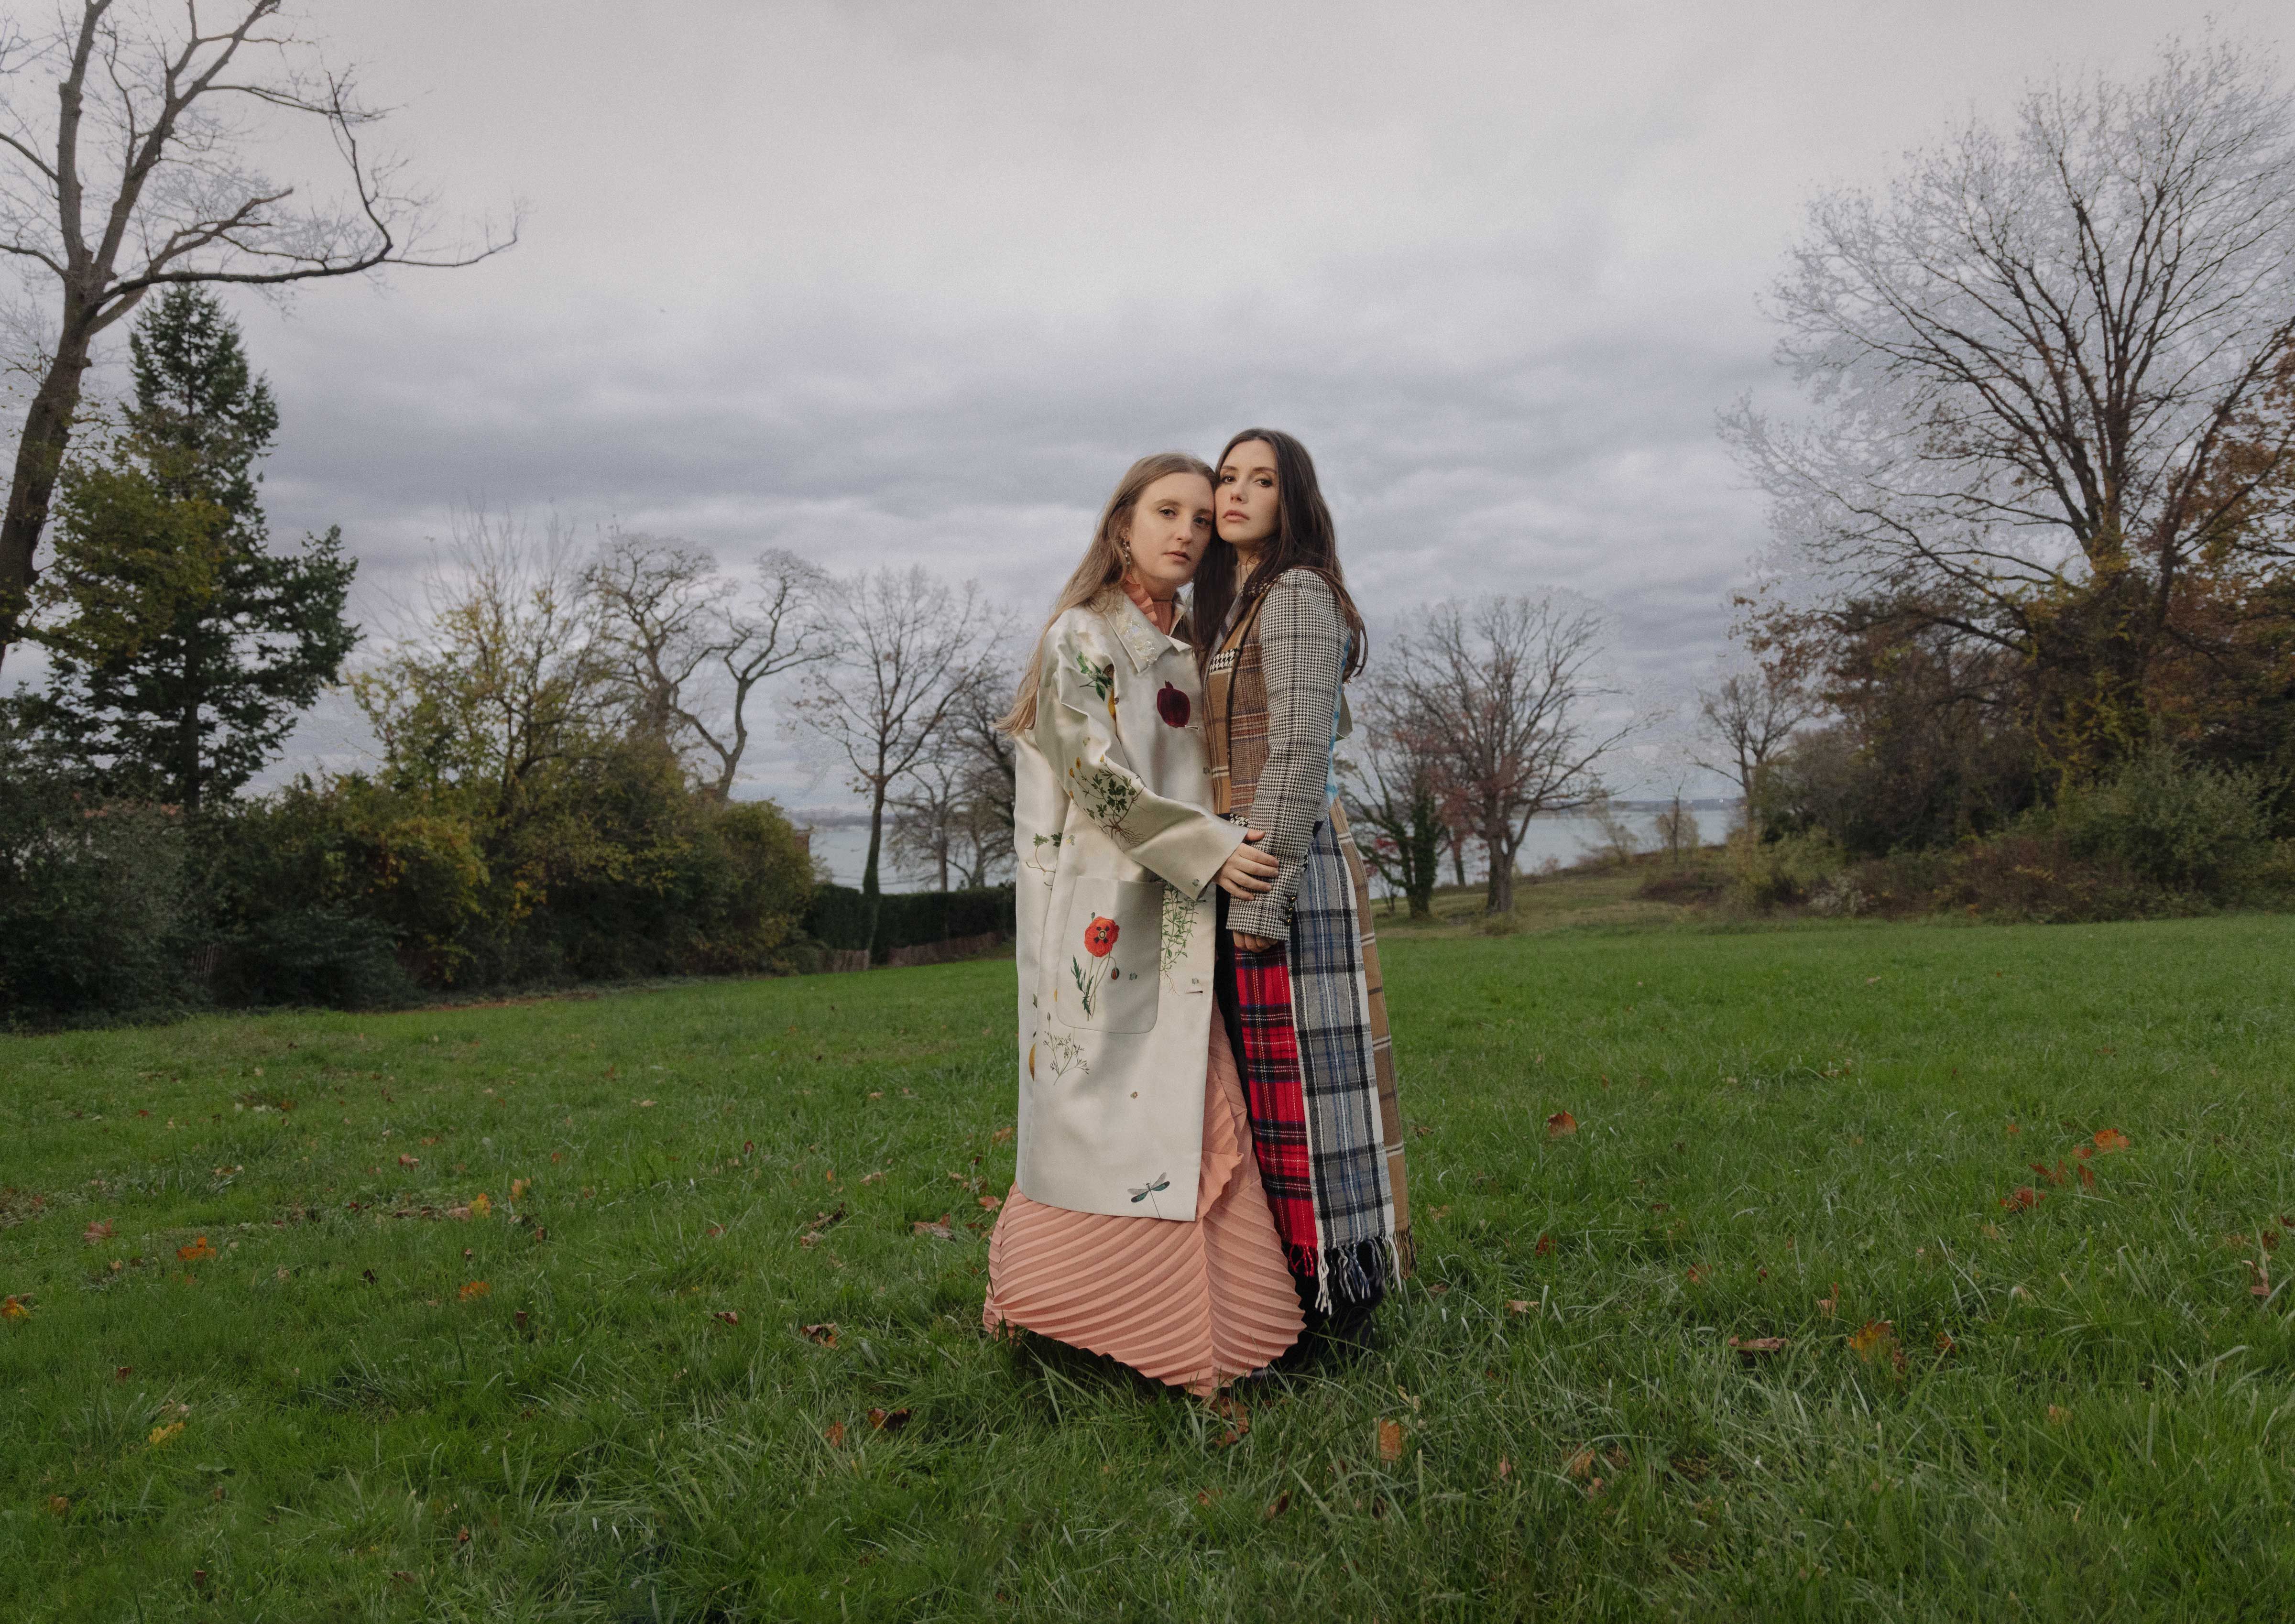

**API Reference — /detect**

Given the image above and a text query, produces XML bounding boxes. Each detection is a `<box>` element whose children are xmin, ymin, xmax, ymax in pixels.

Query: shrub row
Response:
<box><xmin>803</xmin><ymin>883</ymin><xmax>1016</xmax><ymax>961</ymax></box>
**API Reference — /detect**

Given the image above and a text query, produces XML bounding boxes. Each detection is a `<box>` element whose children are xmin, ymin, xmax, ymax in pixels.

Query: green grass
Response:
<box><xmin>5</xmin><ymin>914</ymin><xmax>2295</xmax><ymax>1620</ymax></box>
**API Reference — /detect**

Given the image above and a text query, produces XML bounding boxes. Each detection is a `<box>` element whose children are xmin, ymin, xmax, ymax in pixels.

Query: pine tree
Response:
<box><xmin>25</xmin><ymin>289</ymin><xmax>357</xmax><ymax>810</ymax></box>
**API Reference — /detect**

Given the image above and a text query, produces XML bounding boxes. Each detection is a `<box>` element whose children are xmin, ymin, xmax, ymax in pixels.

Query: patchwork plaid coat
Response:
<box><xmin>1206</xmin><ymin>571</ymin><xmax>1410</xmax><ymax>1298</ymax></box>
<box><xmin>1009</xmin><ymin>591</ymin><xmax>1246</xmax><ymax>1221</ymax></box>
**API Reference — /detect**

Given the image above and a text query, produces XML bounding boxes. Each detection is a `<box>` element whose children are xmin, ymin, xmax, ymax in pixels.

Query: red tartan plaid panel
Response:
<box><xmin>1232</xmin><ymin>945</ymin><xmax>1318</xmax><ymax>1268</ymax></box>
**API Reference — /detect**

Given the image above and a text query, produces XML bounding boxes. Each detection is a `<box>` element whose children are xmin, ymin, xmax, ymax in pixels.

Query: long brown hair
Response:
<box><xmin>997</xmin><ymin>450</ymin><xmax>1214</xmax><ymax>735</ymax></box>
<box><xmin>1191</xmin><ymin>427</ymin><xmax>1366</xmax><ymax>679</ymax></box>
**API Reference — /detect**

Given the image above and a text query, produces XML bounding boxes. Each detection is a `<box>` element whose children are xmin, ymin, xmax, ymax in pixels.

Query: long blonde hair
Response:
<box><xmin>998</xmin><ymin>451</ymin><xmax>1213</xmax><ymax>735</ymax></box>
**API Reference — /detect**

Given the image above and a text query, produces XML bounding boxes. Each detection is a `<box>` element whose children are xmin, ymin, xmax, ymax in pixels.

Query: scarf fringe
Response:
<box><xmin>1288</xmin><ymin>1235</ymin><xmax>1404</xmax><ymax>1313</ymax></box>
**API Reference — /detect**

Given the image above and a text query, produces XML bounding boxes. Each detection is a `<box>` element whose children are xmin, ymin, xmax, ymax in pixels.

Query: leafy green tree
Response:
<box><xmin>25</xmin><ymin>288</ymin><xmax>357</xmax><ymax>810</ymax></box>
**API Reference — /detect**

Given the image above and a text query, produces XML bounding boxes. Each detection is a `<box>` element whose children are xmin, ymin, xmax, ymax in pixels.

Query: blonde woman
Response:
<box><xmin>985</xmin><ymin>452</ymin><xmax>1304</xmax><ymax>1394</ymax></box>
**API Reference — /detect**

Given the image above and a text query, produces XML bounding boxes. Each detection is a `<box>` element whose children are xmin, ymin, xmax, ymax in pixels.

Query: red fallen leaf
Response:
<box><xmin>514</xmin><ymin>1310</ymin><xmax>528</xmax><ymax>1328</ymax></box>
<box><xmin>361</xmin><ymin>1268</ymin><xmax>377</xmax><ymax>1284</ymax></box>
<box><xmin>707</xmin><ymin>1224</ymin><xmax>725</xmax><ymax>1238</ymax></box>
<box><xmin>1507</xmin><ymin>1299</ymin><xmax>1533</xmax><ymax>1314</ymax></box>
<box><xmin>1934</xmin><ymin>1330</ymin><xmax>1956</xmax><ymax>1356</ymax></box>
<box><xmin>912</xmin><ymin>1217</ymin><xmax>954</xmax><ymax>1240</ymax></box>
<box><xmin>397</xmin><ymin>1154</ymin><xmax>418</xmax><ymax>1168</ymax></box>
<box><xmin>83</xmin><ymin>1219</ymin><xmax>112</xmax><ymax>1245</ymax></box>
<box><xmin>176</xmin><ymin>1236</ymin><xmax>214</xmax><ymax>1262</ymax></box>
<box><xmin>1497</xmin><ymin>1455</ymin><xmax>1511</xmax><ymax>1480</ymax></box>
<box><xmin>1377</xmin><ymin>1418</ymin><xmax>1404</xmax><ymax>1461</ymax></box>
<box><xmin>1194</xmin><ymin>1488</ymin><xmax>1219</xmax><ymax>1507</ymax></box>
<box><xmin>2092</xmin><ymin>1128</ymin><xmax>2131</xmax><ymax>1155</ymax></box>
<box><xmin>1847</xmin><ymin>1319</ymin><xmax>1896</xmax><ymax>1362</ymax></box>
<box><xmin>2031</xmin><ymin>1162</ymin><xmax>2064</xmax><ymax>1187</ymax></box>
<box><xmin>115</xmin><ymin>1365</ymin><xmax>132</xmax><ymax>1380</ymax></box>
<box><xmin>800</xmin><ymin>1322</ymin><xmax>839</xmax><ymax>1347</ymax></box>
<box><xmin>1563</xmin><ymin>1446</ymin><xmax>1596</xmax><ymax>1479</ymax></box>
<box><xmin>1534</xmin><ymin>1233</ymin><xmax>1554</xmax><ymax>1257</ymax></box>
<box><xmin>2077</xmin><ymin>1163</ymin><xmax>2095</xmax><ymax>1189</ymax></box>
<box><xmin>2001</xmin><ymin>1187</ymin><xmax>2044</xmax><ymax>1212</ymax></box>
<box><xmin>1817</xmin><ymin>1284</ymin><xmax>1839</xmax><ymax>1318</ymax></box>
<box><xmin>1685</xmin><ymin>1265</ymin><xmax>1705</xmax><ymax>1286</ymax></box>
<box><xmin>992</xmin><ymin>1126</ymin><xmax>1014</xmax><ymax>1144</ymax></box>
<box><xmin>742</xmin><ymin>1141</ymin><xmax>754</xmax><ymax>1155</ymax></box>
<box><xmin>1</xmin><ymin>1297</ymin><xmax>31</xmax><ymax>1321</ymax></box>
<box><xmin>824</xmin><ymin>1421</ymin><xmax>846</xmax><ymax>1447</ymax></box>
<box><xmin>1729</xmin><ymin>1336</ymin><xmax>1789</xmax><ymax>1357</ymax></box>
<box><xmin>2046</xmin><ymin>1404</ymin><xmax>2069</xmax><ymax>1426</ymax></box>
<box><xmin>1265</xmin><ymin>1491</ymin><xmax>1290</xmax><ymax>1519</ymax></box>
<box><xmin>2006</xmin><ymin>1122</ymin><xmax>2022</xmax><ymax>1135</ymax></box>
<box><xmin>715</xmin><ymin>1310</ymin><xmax>740</xmax><ymax>1325</ymax></box>
<box><xmin>458</xmin><ymin>1280</ymin><xmax>490</xmax><ymax>1301</ymax></box>
<box><xmin>978</xmin><ymin>1195</ymin><xmax>1001</xmax><ymax>1210</ymax></box>
<box><xmin>868</xmin><ymin>1406</ymin><xmax>911</xmax><ymax>1431</ymax></box>
<box><xmin>456</xmin><ymin>1525</ymin><xmax>472</xmax><ymax>1545</ymax></box>
<box><xmin>1546</xmin><ymin>1112</ymin><xmax>1577</xmax><ymax>1139</ymax></box>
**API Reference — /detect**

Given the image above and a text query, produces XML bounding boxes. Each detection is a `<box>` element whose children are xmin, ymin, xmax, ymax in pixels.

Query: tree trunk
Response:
<box><xmin>0</xmin><ymin>336</ymin><xmax>96</xmax><ymax>671</ymax></box>
<box><xmin>1483</xmin><ymin>817</ymin><xmax>1514</xmax><ymax>914</ymax></box>
<box><xmin>862</xmin><ymin>780</ymin><xmax>887</xmax><ymax>956</ymax></box>
<box><xmin>1405</xmin><ymin>797</ymin><xmax>1439</xmax><ymax>920</ymax></box>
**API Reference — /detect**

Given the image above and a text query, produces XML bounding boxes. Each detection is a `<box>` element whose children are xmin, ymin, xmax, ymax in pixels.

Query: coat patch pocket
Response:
<box><xmin>1053</xmin><ymin>878</ymin><xmax>1164</xmax><ymax>1035</ymax></box>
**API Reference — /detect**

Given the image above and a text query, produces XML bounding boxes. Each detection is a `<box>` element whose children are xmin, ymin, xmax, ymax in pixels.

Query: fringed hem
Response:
<box><xmin>1291</xmin><ymin>1234</ymin><xmax>1405</xmax><ymax>1312</ymax></box>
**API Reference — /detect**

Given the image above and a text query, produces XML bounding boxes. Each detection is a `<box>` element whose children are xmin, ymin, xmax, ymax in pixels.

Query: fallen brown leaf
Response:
<box><xmin>1507</xmin><ymin>1299</ymin><xmax>1533</xmax><ymax>1315</ymax></box>
<box><xmin>1546</xmin><ymin>1111</ymin><xmax>1578</xmax><ymax>1139</ymax></box>
<box><xmin>868</xmin><ymin>1406</ymin><xmax>911</xmax><ymax>1431</ymax></box>
<box><xmin>2001</xmin><ymin>1186</ymin><xmax>2044</xmax><ymax>1212</ymax></box>
<box><xmin>1847</xmin><ymin>1319</ymin><xmax>1895</xmax><ymax>1362</ymax></box>
<box><xmin>458</xmin><ymin>1280</ymin><xmax>490</xmax><ymax>1301</ymax></box>
<box><xmin>1377</xmin><ymin>1418</ymin><xmax>1404</xmax><ymax>1461</ymax></box>
<box><xmin>800</xmin><ymin>1321</ymin><xmax>839</xmax><ymax>1347</ymax></box>
<box><xmin>824</xmin><ymin>1421</ymin><xmax>845</xmax><ymax>1447</ymax></box>
<box><xmin>1265</xmin><ymin>1491</ymin><xmax>1290</xmax><ymax>1519</ymax></box>
<box><xmin>714</xmin><ymin>1310</ymin><xmax>740</xmax><ymax>1325</ymax></box>
<box><xmin>1728</xmin><ymin>1336</ymin><xmax>1789</xmax><ymax>1358</ymax></box>
<box><xmin>2092</xmin><ymin>1128</ymin><xmax>2131</xmax><ymax>1155</ymax></box>
<box><xmin>82</xmin><ymin>1220</ymin><xmax>112</xmax><ymax>1245</ymax></box>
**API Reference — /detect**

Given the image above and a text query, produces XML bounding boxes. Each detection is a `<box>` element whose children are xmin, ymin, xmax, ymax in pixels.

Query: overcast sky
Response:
<box><xmin>4</xmin><ymin>0</ymin><xmax>2269</xmax><ymax>816</ymax></box>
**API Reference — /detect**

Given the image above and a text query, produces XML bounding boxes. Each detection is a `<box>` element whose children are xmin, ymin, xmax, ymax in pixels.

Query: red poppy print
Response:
<box><xmin>1083</xmin><ymin>916</ymin><xmax>1120</xmax><ymax>957</ymax></box>
<box><xmin>1156</xmin><ymin>683</ymin><xmax>1191</xmax><ymax>728</ymax></box>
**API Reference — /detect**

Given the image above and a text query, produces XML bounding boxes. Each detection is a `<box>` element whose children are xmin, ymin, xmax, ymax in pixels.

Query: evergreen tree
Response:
<box><xmin>25</xmin><ymin>289</ymin><xmax>357</xmax><ymax>810</ymax></box>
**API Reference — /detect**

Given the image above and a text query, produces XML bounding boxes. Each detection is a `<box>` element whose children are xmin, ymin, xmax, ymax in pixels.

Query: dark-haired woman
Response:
<box><xmin>1197</xmin><ymin>429</ymin><xmax>1411</xmax><ymax>1338</ymax></box>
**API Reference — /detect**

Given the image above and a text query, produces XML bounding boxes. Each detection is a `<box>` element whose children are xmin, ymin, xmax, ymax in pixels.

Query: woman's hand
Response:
<box><xmin>1231</xmin><ymin>931</ymin><xmax>1280</xmax><ymax>955</ymax></box>
<box><xmin>1215</xmin><ymin>828</ymin><xmax>1279</xmax><ymax>900</ymax></box>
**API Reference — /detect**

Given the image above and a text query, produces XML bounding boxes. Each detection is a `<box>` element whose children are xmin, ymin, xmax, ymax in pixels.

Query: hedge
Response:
<box><xmin>804</xmin><ymin>883</ymin><xmax>1016</xmax><ymax>961</ymax></box>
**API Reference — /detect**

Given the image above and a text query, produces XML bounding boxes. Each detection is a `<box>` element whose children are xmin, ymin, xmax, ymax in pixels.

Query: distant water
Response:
<box><xmin>801</xmin><ymin>806</ymin><xmax>1710</xmax><ymax>893</ymax></box>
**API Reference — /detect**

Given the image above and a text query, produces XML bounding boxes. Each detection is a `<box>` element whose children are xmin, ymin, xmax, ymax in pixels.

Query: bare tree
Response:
<box><xmin>1723</xmin><ymin>37</ymin><xmax>2295</xmax><ymax>773</ymax></box>
<box><xmin>792</xmin><ymin>567</ymin><xmax>1003</xmax><ymax>948</ymax></box>
<box><xmin>1692</xmin><ymin>664</ymin><xmax>1818</xmax><ymax>834</ymax></box>
<box><xmin>1344</xmin><ymin>681</ymin><xmax>1449</xmax><ymax>920</ymax></box>
<box><xmin>581</xmin><ymin>539</ymin><xmax>828</xmax><ymax>798</ymax></box>
<box><xmin>581</xmin><ymin>531</ymin><xmax>716</xmax><ymax>747</ymax></box>
<box><xmin>687</xmin><ymin>550</ymin><xmax>828</xmax><ymax>799</ymax></box>
<box><xmin>1654</xmin><ymin>795</ymin><xmax>1700</xmax><ymax>861</ymax></box>
<box><xmin>1387</xmin><ymin>593</ymin><xmax>1633</xmax><ymax>915</ymax></box>
<box><xmin>0</xmin><ymin>1</ymin><xmax>516</xmax><ymax>670</ymax></box>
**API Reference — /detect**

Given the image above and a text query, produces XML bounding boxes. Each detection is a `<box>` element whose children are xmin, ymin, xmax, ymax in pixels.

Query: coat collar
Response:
<box><xmin>1108</xmin><ymin>590</ymin><xmax>1186</xmax><ymax>675</ymax></box>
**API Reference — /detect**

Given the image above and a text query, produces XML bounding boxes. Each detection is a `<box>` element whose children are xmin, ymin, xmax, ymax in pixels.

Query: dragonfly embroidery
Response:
<box><xmin>1128</xmin><ymin>1173</ymin><xmax>1170</xmax><ymax>1204</ymax></box>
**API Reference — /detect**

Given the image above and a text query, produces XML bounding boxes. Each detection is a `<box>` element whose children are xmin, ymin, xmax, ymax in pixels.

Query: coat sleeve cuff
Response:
<box><xmin>1130</xmin><ymin>813</ymin><xmax>1247</xmax><ymax>899</ymax></box>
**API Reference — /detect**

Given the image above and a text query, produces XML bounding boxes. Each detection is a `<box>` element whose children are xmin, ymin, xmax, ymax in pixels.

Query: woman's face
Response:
<box><xmin>1215</xmin><ymin>439</ymin><xmax>1279</xmax><ymax>548</ymax></box>
<box><xmin>1123</xmin><ymin>470</ymin><xmax>1214</xmax><ymax>598</ymax></box>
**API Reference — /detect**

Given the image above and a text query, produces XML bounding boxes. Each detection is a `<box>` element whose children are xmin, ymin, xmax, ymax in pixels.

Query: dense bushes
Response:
<box><xmin>804</xmin><ymin>883</ymin><xmax>1015</xmax><ymax>960</ymax></box>
<box><xmin>0</xmin><ymin>732</ymin><xmax>817</xmax><ymax>1025</ymax></box>
<box><xmin>1726</xmin><ymin>746</ymin><xmax>2292</xmax><ymax>922</ymax></box>
<box><xmin>0</xmin><ymin>744</ymin><xmax>199</xmax><ymax>1018</ymax></box>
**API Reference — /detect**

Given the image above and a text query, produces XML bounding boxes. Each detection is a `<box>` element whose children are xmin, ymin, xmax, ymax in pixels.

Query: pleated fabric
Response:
<box><xmin>983</xmin><ymin>1019</ymin><xmax>1304</xmax><ymax>1395</ymax></box>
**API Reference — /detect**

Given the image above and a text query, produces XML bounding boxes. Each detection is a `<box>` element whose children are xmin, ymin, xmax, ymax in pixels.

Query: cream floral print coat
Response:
<box><xmin>1011</xmin><ymin>591</ymin><xmax>1245</xmax><ymax>1222</ymax></box>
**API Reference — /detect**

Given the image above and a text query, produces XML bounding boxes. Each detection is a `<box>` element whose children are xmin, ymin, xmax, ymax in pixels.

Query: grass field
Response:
<box><xmin>5</xmin><ymin>908</ymin><xmax>2295</xmax><ymax>1621</ymax></box>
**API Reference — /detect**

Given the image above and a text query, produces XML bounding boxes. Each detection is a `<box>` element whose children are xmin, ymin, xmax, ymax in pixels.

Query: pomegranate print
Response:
<box><xmin>1155</xmin><ymin>683</ymin><xmax>1191</xmax><ymax>728</ymax></box>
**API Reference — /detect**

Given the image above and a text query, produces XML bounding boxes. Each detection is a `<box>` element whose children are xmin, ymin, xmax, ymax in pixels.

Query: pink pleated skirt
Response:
<box><xmin>983</xmin><ymin>1019</ymin><xmax>1304</xmax><ymax>1395</ymax></box>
